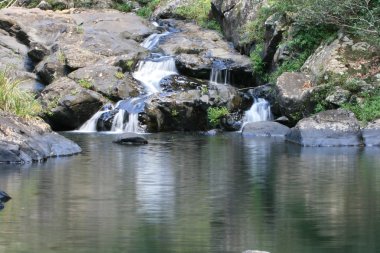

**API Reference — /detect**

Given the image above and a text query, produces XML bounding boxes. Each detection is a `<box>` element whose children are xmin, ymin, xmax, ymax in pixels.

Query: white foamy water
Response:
<box><xmin>78</xmin><ymin>110</ymin><xmax>110</xmax><ymax>132</ymax></box>
<box><xmin>243</xmin><ymin>98</ymin><xmax>273</xmax><ymax>123</ymax></box>
<box><xmin>133</xmin><ymin>57</ymin><xmax>178</xmax><ymax>94</ymax></box>
<box><xmin>209</xmin><ymin>68</ymin><xmax>229</xmax><ymax>85</ymax></box>
<box><xmin>141</xmin><ymin>32</ymin><xmax>170</xmax><ymax>50</ymax></box>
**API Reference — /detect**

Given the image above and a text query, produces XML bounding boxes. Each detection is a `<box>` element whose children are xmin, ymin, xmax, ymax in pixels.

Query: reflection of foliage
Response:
<box><xmin>0</xmin><ymin>70</ymin><xmax>42</xmax><ymax>117</ymax></box>
<box><xmin>207</xmin><ymin>106</ymin><xmax>229</xmax><ymax>128</ymax></box>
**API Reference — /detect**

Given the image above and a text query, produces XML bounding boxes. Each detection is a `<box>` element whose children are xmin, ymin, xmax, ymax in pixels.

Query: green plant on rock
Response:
<box><xmin>200</xmin><ymin>85</ymin><xmax>208</xmax><ymax>95</ymax></box>
<box><xmin>114</xmin><ymin>2</ymin><xmax>133</xmax><ymax>13</ymax></box>
<box><xmin>57</xmin><ymin>50</ymin><xmax>65</xmax><ymax>64</ymax></box>
<box><xmin>171</xmin><ymin>108</ymin><xmax>179</xmax><ymax>117</ymax></box>
<box><xmin>114</xmin><ymin>71</ymin><xmax>125</xmax><ymax>79</ymax></box>
<box><xmin>78</xmin><ymin>79</ymin><xmax>92</xmax><ymax>89</ymax></box>
<box><xmin>342</xmin><ymin>88</ymin><xmax>380</xmax><ymax>123</ymax></box>
<box><xmin>207</xmin><ymin>106</ymin><xmax>229</xmax><ymax>128</ymax></box>
<box><xmin>0</xmin><ymin>70</ymin><xmax>42</xmax><ymax>117</ymax></box>
<box><xmin>136</xmin><ymin>0</ymin><xmax>160</xmax><ymax>18</ymax></box>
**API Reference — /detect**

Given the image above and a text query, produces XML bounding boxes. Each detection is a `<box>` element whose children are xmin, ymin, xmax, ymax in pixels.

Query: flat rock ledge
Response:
<box><xmin>285</xmin><ymin>109</ymin><xmax>363</xmax><ymax>147</ymax></box>
<box><xmin>0</xmin><ymin>112</ymin><xmax>81</xmax><ymax>164</ymax></box>
<box><xmin>242</xmin><ymin>121</ymin><xmax>290</xmax><ymax>137</ymax></box>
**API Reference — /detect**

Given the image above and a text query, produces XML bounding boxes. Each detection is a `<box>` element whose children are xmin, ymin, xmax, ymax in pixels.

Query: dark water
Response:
<box><xmin>0</xmin><ymin>133</ymin><xmax>380</xmax><ymax>253</ymax></box>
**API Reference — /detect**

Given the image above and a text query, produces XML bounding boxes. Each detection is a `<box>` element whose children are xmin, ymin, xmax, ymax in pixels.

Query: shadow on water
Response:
<box><xmin>0</xmin><ymin>133</ymin><xmax>379</xmax><ymax>253</ymax></box>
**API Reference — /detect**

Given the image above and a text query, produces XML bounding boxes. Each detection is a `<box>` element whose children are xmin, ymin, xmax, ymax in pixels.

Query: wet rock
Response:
<box><xmin>362</xmin><ymin>119</ymin><xmax>380</xmax><ymax>146</ymax></box>
<box><xmin>159</xmin><ymin>74</ymin><xmax>206</xmax><ymax>92</ymax></box>
<box><xmin>159</xmin><ymin>20</ymin><xmax>254</xmax><ymax>87</ymax></box>
<box><xmin>242</xmin><ymin>121</ymin><xmax>290</xmax><ymax>137</ymax></box>
<box><xmin>0</xmin><ymin>191</ymin><xmax>11</xmax><ymax>203</ymax></box>
<box><xmin>220</xmin><ymin>113</ymin><xmax>242</xmax><ymax>131</ymax></box>
<box><xmin>286</xmin><ymin>109</ymin><xmax>363</xmax><ymax>147</ymax></box>
<box><xmin>275</xmin><ymin>72</ymin><xmax>315</xmax><ymax>124</ymax></box>
<box><xmin>248</xmin><ymin>84</ymin><xmax>280</xmax><ymax>116</ymax></box>
<box><xmin>211</xmin><ymin>0</ymin><xmax>268</xmax><ymax>54</ymax></box>
<box><xmin>113</xmin><ymin>133</ymin><xmax>148</xmax><ymax>145</ymax></box>
<box><xmin>0</xmin><ymin>111</ymin><xmax>81</xmax><ymax>163</ymax></box>
<box><xmin>68</xmin><ymin>65</ymin><xmax>141</xmax><ymax>101</ymax></box>
<box><xmin>40</xmin><ymin>77</ymin><xmax>108</xmax><ymax>131</ymax></box>
<box><xmin>96</xmin><ymin>109</ymin><xmax>122</xmax><ymax>131</ymax></box>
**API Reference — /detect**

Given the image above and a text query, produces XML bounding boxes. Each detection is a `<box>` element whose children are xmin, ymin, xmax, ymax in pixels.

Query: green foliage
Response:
<box><xmin>171</xmin><ymin>108</ymin><xmax>179</xmax><ymax>117</ymax></box>
<box><xmin>207</xmin><ymin>106</ymin><xmax>229</xmax><ymax>128</ymax></box>
<box><xmin>114</xmin><ymin>2</ymin><xmax>133</xmax><ymax>13</ymax></box>
<box><xmin>57</xmin><ymin>50</ymin><xmax>65</xmax><ymax>64</ymax></box>
<box><xmin>136</xmin><ymin>0</ymin><xmax>160</xmax><ymax>18</ymax></box>
<box><xmin>114</xmin><ymin>71</ymin><xmax>125</xmax><ymax>79</ymax></box>
<box><xmin>0</xmin><ymin>70</ymin><xmax>42</xmax><ymax>117</ymax></box>
<box><xmin>78</xmin><ymin>79</ymin><xmax>92</xmax><ymax>89</ymax></box>
<box><xmin>343</xmin><ymin>90</ymin><xmax>380</xmax><ymax>122</ymax></box>
<box><xmin>250</xmin><ymin>43</ymin><xmax>266</xmax><ymax>80</ymax></box>
<box><xmin>200</xmin><ymin>85</ymin><xmax>208</xmax><ymax>95</ymax></box>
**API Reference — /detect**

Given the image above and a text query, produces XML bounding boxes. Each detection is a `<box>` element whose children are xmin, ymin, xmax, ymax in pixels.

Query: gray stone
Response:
<box><xmin>325</xmin><ymin>87</ymin><xmax>351</xmax><ymax>106</ymax></box>
<box><xmin>0</xmin><ymin>111</ymin><xmax>81</xmax><ymax>164</ymax></box>
<box><xmin>37</xmin><ymin>1</ymin><xmax>52</xmax><ymax>10</ymax></box>
<box><xmin>242</xmin><ymin>121</ymin><xmax>290</xmax><ymax>137</ymax></box>
<box><xmin>362</xmin><ymin>119</ymin><xmax>380</xmax><ymax>146</ymax></box>
<box><xmin>113</xmin><ymin>133</ymin><xmax>148</xmax><ymax>145</ymax></box>
<box><xmin>40</xmin><ymin>77</ymin><xmax>108</xmax><ymax>131</ymax></box>
<box><xmin>286</xmin><ymin>109</ymin><xmax>363</xmax><ymax>147</ymax></box>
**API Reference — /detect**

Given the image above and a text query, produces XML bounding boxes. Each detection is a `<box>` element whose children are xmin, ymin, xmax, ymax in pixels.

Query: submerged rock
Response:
<box><xmin>286</xmin><ymin>109</ymin><xmax>363</xmax><ymax>147</ymax></box>
<box><xmin>113</xmin><ymin>133</ymin><xmax>148</xmax><ymax>145</ymax></box>
<box><xmin>242</xmin><ymin>121</ymin><xmax>290</xmax><ymax>137</ymax></box>
<box><xmin>0</xmin><ymin>111</ymin><xmax>81</xmax><ymax>164</ymax></box>
<box><xmin>0</xmin><ymin>191</ymin><xmax>11</xmax><ymax>203</ymax></box>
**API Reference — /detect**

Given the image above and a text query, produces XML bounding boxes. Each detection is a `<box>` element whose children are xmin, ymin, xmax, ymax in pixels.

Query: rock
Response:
<box><xmin>275</xmin><ymin>72</ymin><xmax>315</xmax><ymax>124</ymax></box>
<box><xmin>142</xmin><ymin>83</ymin><xmax>242</xmax><ymax>132</ymax></box>
<box><xmin>68</xmin><ymin>65</ymin><xmax>141</xmax><ymax>101</ymax></box>
<box><xmin>28</xmin><ymin>41</ymin><xmax>50</xmax><ymax>62</ymax></box>
<box><xmin>152</xmin><ymin>0</ymin><xmax>191</xmax><ymax>19</ymax></box>
<box><xmin>286</xmin><ymin>109</ymin><xmax>363</xmax><ymax>147</ymax></box>
<box><xmin>220</xmin><ymin>113</ymin><xmax>242</xmax><ymax>131</ymax></box>
<box><xmin>0</xmin><ymin>191</ymin><xmax>11</xmax><ymax>203</ymax></box>
<box><xmin>248</xmin><ymin>84</ymin><xmax>280</xmax><ymax>116</ymax></box>
<box><xmin>35</xmin><ymin>52</ymin><xmax>66</xmax><ymax>85</ymax></box>
<box><xmin>37</xmin><ymin>1</ymin><xmax>52</xmax><ymax>10</ymax></box>
<box><xmin>0</xmin><ymin>111</ymin><xmax>81</xmax><ymax>163</ymax></box>
<box><xmin>211</xmin><ymin>0</ymin><xmax>268</xmax><ymax>54</ymax></box>
<box><xmin>242</xmin><ymin>251</ymin><xmax>270</xmax><ymax>253</ymax></box>
<box><xmin>40</xmin><ymin>77</ymin><xmax>108</xmax><ymax>131</ymax></box>
<box><xmin>325</xmin><ymin>87</ymin><xmax>351</xmax><ymax>106</ymax></box>
<box><xmin>362</xmin><ymin>119</ymin><xmax>380</xmax><ymax>146</ymax></box>
<box><xmin>159</xmin><ymin>74</ymin><xmax>207</xmax><ymax>92</ymax></box>
<box><xmin>159</xmin><ymin>20</ymin><xmax>254</xmax><ymax>87</ymax></box>
<box><xmin>113</xmin><ymin>133</ymin><xmax>148</xmax><ymax>145</ymax></box>
<box><xmin>242</xmin><ymin>121</ymin><xmax>290</xmax><ymax>137</ymax></box>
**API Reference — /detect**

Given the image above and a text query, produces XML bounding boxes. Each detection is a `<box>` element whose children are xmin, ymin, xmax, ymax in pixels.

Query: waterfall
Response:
<box><xmin>141</xmin><ymin>32</ymin><xmax>171</xmax><ymax>50</ymax></box>
<box><xmin>110</xmin><ymin>109</ymin><xmax>127</xmax><ymax>132</ymax></box>
<box><xmin>209</xmin><ymin>60</ymin><xmax>230</xmax><ymax>85</ymax></box>
<box><xmin>243</xmin><ymin>98</ymin><xmax>273</xmax><ymax>123</ymax></box>
<box><xmin>78</xmin><ymin>110</ymin><xmax>111</xmax><ymax>132</ymax></box>
<box><xmin>133</xmin><ymin>56</ymin><xmax>178</xmax><ymax>94</ymax></box>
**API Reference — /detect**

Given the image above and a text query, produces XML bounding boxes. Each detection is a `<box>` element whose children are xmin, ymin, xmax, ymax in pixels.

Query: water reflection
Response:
<box><xmin>0</xmin><ymin>133</ymin><xmax>379</xmax><ymax>253</ymax></box>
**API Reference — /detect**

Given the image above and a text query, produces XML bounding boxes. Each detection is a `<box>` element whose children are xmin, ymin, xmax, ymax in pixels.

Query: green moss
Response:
<box><xmin>136</xmin><ymin>0</ymin><xmax>160</xmax><ymax>18</ymax></box>
<box><xmin>0</xmin><ymin>70</ymin><xmax>42</xmax><ymax>117</ymax></box>
<box><xmin>78</xmin><ymin>79</ymin><xmax>92</xmax><ymax>89</ymax></box>
<box><xmin>113</xmin><ymin>3</ymin><xmax>133</xmax><ymax>13</ymax></box>
<box><xmin>343</xmin><ymin>88</ymin><xmax>380</xmax><ymax>122</ymax></box>
<box><xmin>114</xmin><ymin>71</ymin><xmax>125</xmax><ymax>79</ymax></box>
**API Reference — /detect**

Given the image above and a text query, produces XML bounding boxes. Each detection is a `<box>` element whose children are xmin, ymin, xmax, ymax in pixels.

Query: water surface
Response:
<box><xmin>0</xmin><ymin>133</ymin><xmax>379</xmax><ymax>253</ymax></box>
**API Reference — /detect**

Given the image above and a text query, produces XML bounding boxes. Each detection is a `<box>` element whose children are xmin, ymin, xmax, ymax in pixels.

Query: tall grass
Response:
<box><xmin>0</xmin><ymin>70</ymin><xmax>42</xmax><ymax>117</ymax></box>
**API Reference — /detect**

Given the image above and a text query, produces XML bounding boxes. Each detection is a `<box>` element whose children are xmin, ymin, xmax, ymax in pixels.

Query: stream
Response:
<box><xmin>1</xmin><ymin>133</ymin><xmax>380</xmax><ymax>253</ymax></box>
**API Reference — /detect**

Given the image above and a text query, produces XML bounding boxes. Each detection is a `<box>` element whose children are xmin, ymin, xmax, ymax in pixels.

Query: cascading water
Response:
<box><xmin>77</xmin><ymin>23</ymin><xmax>176</xmax><ymax>133</ymax></box>
<box><xmin>209</xmin><ymin>60</ymin><xmax>230</xmax><ymax>85</ymax></box>
<box><xmin>133</xmin><ymin>56</ymin><xmax>178</xmax><ymax>94</ymax></box>
<box><xmin>243</xmin><ymin>98</ymin><xmax>273</xmax><ymax>123</ymax></box>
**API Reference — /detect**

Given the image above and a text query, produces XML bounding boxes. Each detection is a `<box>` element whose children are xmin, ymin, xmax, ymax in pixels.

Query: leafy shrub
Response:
<box><xmin>136</xmin><ymin>0</ymin><xmax>160</xmax><ymax>18</ymax></box>
<box><xmin>0</xmin><ymin>70</ymin><xmax>42</xmax><ymax>117</ymax></box>
<box><xmin>207</xmin><ymin>106</ymin><xmax>229</xmax><ymax>128</ymax></box>
<box><xmin>114</xmin><ymin>71</ymin><xmax>125</xmax><ymax>79</ymax></box>
<box><xmin>114</xmin><ymin>3</ymin><xmax>133</xmax><ymax>13</ymax></box>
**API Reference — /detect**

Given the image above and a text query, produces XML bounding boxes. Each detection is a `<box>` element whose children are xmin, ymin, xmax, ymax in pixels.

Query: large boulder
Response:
<box><xmin>286</xmin><ymin>109</ymin><xmax>363</xmax><ymax>147</ymax></box>
<box><xmin>362</xmin><ymin>119</ymin><xmax>380</xmax><ymax>146</ymax></box>
<box><xmin>275</xmin><ymin>72</ymin><xmax>315</xmax><ymax>124</ymax></box>
<box><xmin>68</xmin><ymin>65</ymin><xmax>142</xmax><ymax>101</ymax></box>
<box><xmin>113</xmin><ymin>133</ymin><xmax>148</xmax><ymax>145</ymax></box>
<box><xmin>242</xmin><ymin>121</ymin><xmax>290</xmax><ymax>137</ymax></box>
<box><xmin>159</xmin><ymin>20</ymin><xmax>254</xmax><ymax>87</ymax></box>
<box><xmin>0</xmin><ymin>111</ymin><xmax>81</xmax><ymax>163</ymax></box>
<box><xmin>40</xmin><ymin>77</ymin><xmax>108</xmax><ymax>130</ymax></box>
<box><xmin>142</xmin><ymin>83</ymin><xmax>243</xmax><ymax>132</ymax></box>
<box><xmin>211</xmin><ymin>0</ymin><xmax>268</xmax><ymax>54</ymax></box>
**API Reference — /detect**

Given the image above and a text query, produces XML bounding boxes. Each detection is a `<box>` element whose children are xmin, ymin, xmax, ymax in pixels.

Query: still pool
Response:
<box><xmin>1</xmin><ymin>133</ymin><xmax>379</xmax><ymax>253</ymax></box>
